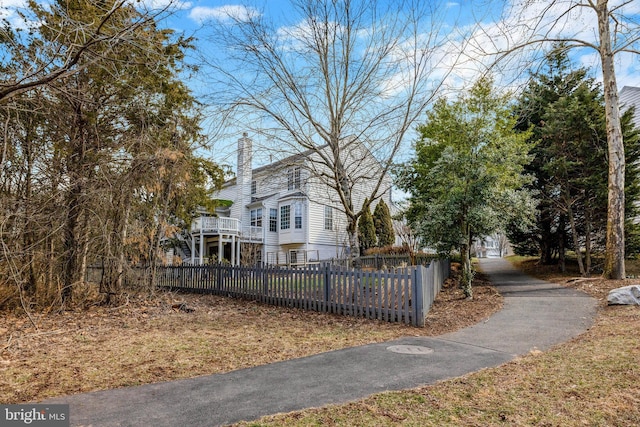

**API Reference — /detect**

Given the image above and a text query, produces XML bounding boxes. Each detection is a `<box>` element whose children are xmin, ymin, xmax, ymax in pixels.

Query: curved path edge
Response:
<box><xmin>45</xmin><ymin>258</ymin><xmax>597</xmax><ymax>427</ymax></box>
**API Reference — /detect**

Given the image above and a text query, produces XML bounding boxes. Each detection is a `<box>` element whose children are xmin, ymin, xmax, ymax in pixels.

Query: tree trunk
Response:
<box><xmin>539</xmin><ymin>210</ymin><xmax>554</xmax><ymax>264</ymax></box>
<box><xmin>0</xmin><ymin>114</ymin><xmax>9</xmax><ymax>170</ymax></box>
<box><xmin>47</xmin><ymin>236</ymin><xmax>54</xmax><ymax>291</ymax></box>
<box><xmin>23</xmin><ymin>125</ymin><xmax>36</xmax><ymax>294</ymax></box>
<box><xmin>61</xmin><ymin>102</ymin><xmax>88</xmax><ymax>307</ymax></box>
<box><xmin>558</xmin><ymin>214</ymin><xmax>566</xmax><ymax>273</ymax></box>
<box><xmin>585</xmin><ymin>207</ymin><xmax>592</xmax><ymax>276</ymax></box>
<box><xmin>78</xmin><ymin>211</ymin><xmax>90</xmax><ymax>287</ymax></box>
<box><xmin>148</xmin><ymin>220</ymin><xmax>165</xmax><ymax>293</ymax></box>
<box><xmin>62</xmin><ymin>183</ymin><xmax>81</xmax><ymax>307</ymax></box>
<box><xmin>460</xmin><ymin>224</ymin><xmax>473</xmax><ymax>299</ymax></box>
<box><xmin>347</xmin><ymin>218</ymin><xmax>361</xmax><ymax>268</ymax></box>
<box><xmin>331</xmin><ymin>141</ymin><xmax>360</xmax><ymax>267</ymax></box>
<box><xmin>566</xmin><ymin>200</ymin><xmax>585</xmax><ymax>276</ymax></box>
<box><xmin>115</xmin><ymin>202</ymin><xmax>131</xmax><ymax>294</ymax></box>
<box><xmin>148</xmin><ymin>180</ymin><xmax>173</xmax><ymax>292</ymax></box>
<box><xmin>597</xmin><ymin>0</ymin><xmax>626</xmax><ymax>279</ymax></box>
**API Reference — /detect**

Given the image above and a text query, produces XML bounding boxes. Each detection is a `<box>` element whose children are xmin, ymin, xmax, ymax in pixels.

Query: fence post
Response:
<box><xmin>323</xmin><ymin>264</ymin><xmax>331</xmax><ymax>312</ymax></box>
<box><xmin>426</xmin><ymin>263</ymin><xmax>435</xmax><ymax>310</ymax></box>
<box><xmin>413</xmin><ymin>266</ymin><xmax>425</xmax><ymax>327</ymax></box>
<box><xmin>216</xmin><ymin>263</ymin><xmax>223</xmax><ymax>293</ymax></box>
<box><xmin>262</xmin><ymin>265</ymin><xmax>269</xmax><ymax>304</ymax></box>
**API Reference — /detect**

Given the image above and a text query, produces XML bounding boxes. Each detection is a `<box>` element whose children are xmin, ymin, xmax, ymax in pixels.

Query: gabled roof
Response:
<box><xmin>251</xmin><ymin>145</ymin><xmax>327</xmax><ymax>176</ymax></box>
<box><xmin>278</xmin><ymin>191</ymin><xmax>307</xmax><ymax>201</ymax></box>
<box><xmin>620</xmin><ymin>86</ymin><xmax>640</xmax><ymax>127</ymax></box>
<box><xmin>250</xmin><ymin>193</ymin><xmax>278</xmax><ymax>204</ymax></box>
<box><xmin>221</xmin><ymin>145</ymin><xmax>325</xmax><ymax>188</ymax></box>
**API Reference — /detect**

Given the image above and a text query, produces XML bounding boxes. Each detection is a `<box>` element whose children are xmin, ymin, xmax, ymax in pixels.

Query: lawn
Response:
<box><xmin>0</xmin><ymin>267</ymin><xmax>501</xmax><ymax>403</ymax></box>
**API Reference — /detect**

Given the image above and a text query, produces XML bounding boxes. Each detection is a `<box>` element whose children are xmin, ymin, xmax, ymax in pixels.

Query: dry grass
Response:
<box><xmin>0</xmin><ymin>267</ymin><xmax>502</xmax><ymax>403</ymax></box>
<box><xmin>234</xmin><ymin>256</ymin><xmax>640</xmax><ymax>427</ymax></box>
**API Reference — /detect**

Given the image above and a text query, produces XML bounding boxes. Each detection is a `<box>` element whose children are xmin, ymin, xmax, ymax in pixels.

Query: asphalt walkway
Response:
<box><xmin>45</xmin><ymin>258</ymin><xmax>597</xmax><ymax>426</ymax></box>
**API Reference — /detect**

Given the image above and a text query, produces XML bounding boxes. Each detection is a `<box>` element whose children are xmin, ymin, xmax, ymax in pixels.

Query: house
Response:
<box><xmin>620</xmin><ymin>86</ymin><xmax>640</xmax><ymax>128</ymax></box>
<box><xmin>174</xmin><ymin>133</ymin><xmax>396</xmax><ymax>266</ymax></box>
<box><xmin>473</xmin><ymin>233</ymin><xmax>512</xmax><ymax>258</ymax></box>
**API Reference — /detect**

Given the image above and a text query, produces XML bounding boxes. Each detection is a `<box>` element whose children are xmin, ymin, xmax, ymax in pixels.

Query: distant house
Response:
<box><xmin>473</xmin><ymin>233</ymin><xmax>512</xmax><ymax>258</ymax></box>
<box><xmin>172</xmin><ymin>133</ymin><xmax>395</xmax><ymax>266</ymax></box>
<box><xmin>620</xmin><ymin>86</ymin><xmax>640</xmax><ymax>128</ymax></box>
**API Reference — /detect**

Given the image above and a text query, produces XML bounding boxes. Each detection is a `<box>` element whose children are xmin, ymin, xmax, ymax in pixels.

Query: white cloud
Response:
<box><xmin>276</xmin><ymin>19</ymin><xmax>315</xmax><ymax>41</ymax></box>
<box><xmin>139</xmin><ymin>0</ymin><xmax>192</xmax><ymax>10</ymax></box>
<box><xmin>0</xmin><ymin>0</ymin><xmax>28</xmax><ymax>6</ymax></box>
<box><xmin>188</xmin><ymin>5</ymin><xmax>260</xmax><ymax>24</ymax></box>
<box><xmin>613</xmin><ymin>51</ymin><xmax>640</xmax><ymax>89</ymax></box>
<box><xmin>0</xmin><ymin>0</ymin><xmax>38</xmax><ymax>30</ymax></box>
<box><xmin>611</xmin><ymin>0</ymin><xmax>640</xmax><ymax>15</ymax></box>
<box><xmin>443</xmin><ymin>0</ymin><xmax>639</xmax><ymax>95</ymax></box>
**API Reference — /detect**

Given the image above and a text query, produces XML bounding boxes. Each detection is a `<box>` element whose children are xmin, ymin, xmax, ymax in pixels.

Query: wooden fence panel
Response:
<box><xmin>112</xmin><ymin>259</ymin><xmax>451</xmax><ymax>327</ymax></box>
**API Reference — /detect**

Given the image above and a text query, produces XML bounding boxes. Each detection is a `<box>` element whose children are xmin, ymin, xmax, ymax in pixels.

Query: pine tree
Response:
<box><xmin>358</xmin><ymin>199</ymin><xmax>376</xmax><ymax>253</ymax></box>
<box><xmin>373</xmin><ymin>200</ymin><xmax>395</xmax><ymax>247</ymax></box>
<box><xmin>511</xmin><ymin>44</ymin><xmax>640</xmax><ymax>274</ymax></box>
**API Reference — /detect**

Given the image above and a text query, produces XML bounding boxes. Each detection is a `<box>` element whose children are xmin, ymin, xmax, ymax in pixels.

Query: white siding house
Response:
<box><xmin>181</xmin><ymin>133</ymin><xmax>395</xmax><ymax>266</ymax></box>
<box><xmin>620</xmin><ymin>86</ymin><xmax>640</xmax><ymax>128</ymax></box>
<box><xmin>473</xmin><ymin>233</ymin><xmax>512</xmax><ymax>258</ymax></box>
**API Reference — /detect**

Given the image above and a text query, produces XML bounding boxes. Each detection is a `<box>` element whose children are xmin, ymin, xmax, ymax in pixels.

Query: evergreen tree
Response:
<box><xmin>358</xmin><ymin>199</ymin><xmax>376</xmax><ymax>252</ymax></box>
<box><xmin>512</xmin><ymin>44</ymin><xmax>583</xmax><ymax>265</ymax></box>
<box><xmin>0</xmin><ymin>1</ymin><xmax>223</xmax><ymax>308</ymax></box>
<box><xmin>373</xmin><ymin>200</ymin><xmax>395</xmax><ymax>247</ymax></box>
<box><xmin>397</xmin><ymin>77</ymin><xmax>533</xmax><ymax>298</ymax></box>
<box><xmin>511</xmin><ymin>44</ymin><xmax>640</xmax><ymax>273</ymax></box>
<box><xmin>622</xmin><ymin>109</ymin><xmax>640</xmax><ymax>257</ymax></box>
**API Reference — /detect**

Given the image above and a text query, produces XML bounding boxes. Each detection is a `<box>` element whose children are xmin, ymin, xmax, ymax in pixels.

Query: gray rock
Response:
<box><xmin>607</xmin><ymin>285</ymin><xmax>640</xmax><ymax>305</ymax></box>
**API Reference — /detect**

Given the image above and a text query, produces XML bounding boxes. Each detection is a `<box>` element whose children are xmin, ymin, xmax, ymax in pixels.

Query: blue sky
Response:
<box><xmin>155</xmin><ymin>0</ymin><xmax>640</xmax><ymax>166</ymax></box>
<box><xmin>2</xmin><ymin>0</ymin><xmax>637</xmax><ymax>90</ymax></box>
<box><xmin>2</xmin><ymin>0</ymin><xmax>639</xmax><ymax>167</ymax></box>
<box><xmin>157</xmin><ymin>0</ymin><xmax>639</xmax><ymax>86</ymax></box>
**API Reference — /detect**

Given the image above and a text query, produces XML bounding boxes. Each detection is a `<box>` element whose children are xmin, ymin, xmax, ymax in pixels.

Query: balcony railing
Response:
<box><xmin>191</xmin><ymin>217</ymin><xmax>240</xmax><ymax>234</ymax></box>
<box><xmin>190</xmin><ymin>216</ymin><xmax>263</xmax><ymax>242</ymax></box>
<box><xmin>242</xmin><ymin>225</ymin><xmax>263</xmax><ymax>242</ymax></box>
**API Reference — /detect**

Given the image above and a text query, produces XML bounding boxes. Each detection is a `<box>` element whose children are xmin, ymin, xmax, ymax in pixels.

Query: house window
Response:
<box><xmin>269</xmin><ymin>208</ymin><xmax>278</xmax><ymax>232</ymax></box>
<box><xmin>294</xmin><ymin>202</ymin><xmax>302</xmax><ymax>229</ymax></box>
<box><xmin>280</xmin><ymin>205</ymin><xmax>290</xmax><ymax>230</ymax></box>
<box><xmin>251</xmin><ymin>180</ymin><xmax>257</xmax><ymax>195</ymax></box>
<box><xmin>287</xmin><ymin>167</ymin><xmax>301</xmax><ymax>190</ymax></box>
<box><xmin>250</xmin><ymin>208</ymin><xmax>262</xmax><ymax>227</ymax></box>
<box><xmin>324</xmin><ymin>206</ymin><xmax>333</xmax><ymax>230</ymax></box>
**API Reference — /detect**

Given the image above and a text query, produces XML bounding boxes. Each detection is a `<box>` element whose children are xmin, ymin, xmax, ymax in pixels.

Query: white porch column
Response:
<box><xmin>231</xmin><ymin>235</ymin><xmax>236</xmax><ymax>266</ymax></box>
<box><xmin>191</xmin><ymin>233</ymin><xmax>195</xmax><ymax>264</ymax></box>
<box><xmin>199</xmin><ymin>229</ymin><xmax>204</xmax><ymax>265</ymax></box>
<box><xmin>218</xmin><ymin>237</ymin><xmax>223</xmax><ymax>264</ymax></box>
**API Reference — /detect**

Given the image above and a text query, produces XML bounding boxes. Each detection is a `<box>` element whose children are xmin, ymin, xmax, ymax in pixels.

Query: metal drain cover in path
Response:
<box><xmin>386</xmin><ymin>345</ymin><xmax>434</xmax><ymax>355</ymax></box>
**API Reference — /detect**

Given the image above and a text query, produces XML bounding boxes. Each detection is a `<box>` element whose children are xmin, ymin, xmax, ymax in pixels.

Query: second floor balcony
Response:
<box><xmin>191</xmin><ymin>216</ymin><xmax>240</xmax><ymax>234</ymax></box>
<box><xmin>191</xmin><ymin>216</ymin><xmax>263</xmax><ymax>243</ymax></box>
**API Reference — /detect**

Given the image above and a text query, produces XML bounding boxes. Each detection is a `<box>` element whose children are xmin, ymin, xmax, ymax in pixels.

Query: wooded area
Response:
<box><xmin>0</xmin><ymin>1</ymin><xmax>224</xmax><ymax>310</ymax></box>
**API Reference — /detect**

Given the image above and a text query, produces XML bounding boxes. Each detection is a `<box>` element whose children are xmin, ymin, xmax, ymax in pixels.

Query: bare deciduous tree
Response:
<box><xmin>201</xmin><ymin>0</ymin><xmax>466</xmax><ymax>262</ymax></box>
